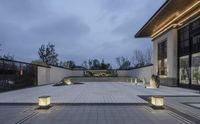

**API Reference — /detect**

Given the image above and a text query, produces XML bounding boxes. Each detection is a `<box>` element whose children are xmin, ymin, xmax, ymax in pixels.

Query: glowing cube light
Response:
<box><xmin>151</xmin><ymin>96</ymin><xmax>164</xmax><ymax>107</ymax></box>
<box><xmin>66</xmin><ymin>81</ymin><xmax>72</xmax><ymax>85</ymax></box>
<box><xmin>38</xmin><ymin>96</ymin><xmax>51</xmax><ymax>107</ymax></box>
<box><xmin>64</xmin><ymin>79</ymin><xmax>72</xmax><ymax>85</ymax></box>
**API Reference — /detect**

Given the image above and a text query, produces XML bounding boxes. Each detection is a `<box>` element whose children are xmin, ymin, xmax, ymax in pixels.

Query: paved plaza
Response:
<box><xmin>0</xmin><ymin>82</ymin><xmax>199</xmax><ymax>124</ymax></box>
<box><xmin>0</xmin><ymin>82</ymin><xmax>199</xmax><ymax>103</ymax></box>
<box><xmin>0</xmin><ymin>105</ymin><xmax>197</xmax><ymax>124</ymax></box>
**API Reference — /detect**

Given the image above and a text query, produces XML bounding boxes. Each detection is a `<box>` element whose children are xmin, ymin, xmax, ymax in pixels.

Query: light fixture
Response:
<box><xmin>151</xmin><ymin>96</ymin><xmax>164</xmax><ymax>109</ymax></box>
<box><xmin>64</xmin><ymin>79</ymin><xmax>72</xmax><ymax>85</ymax></box>
<box><xmin>152</xmin><ymin>1</ymin><xmax>200</xmax><ymax>39</ymax></box>
<box><xmin>38</xmin><ymin>96</ymin><xmax>51</xmax><ymax>109</ymax></box>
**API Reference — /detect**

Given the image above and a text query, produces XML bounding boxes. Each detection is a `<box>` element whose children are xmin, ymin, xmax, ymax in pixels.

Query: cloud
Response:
<box><xmin>0</xmin><ymin>0</ymin><xmax>50</xmax><ymax>21</ymax></box>
<box><xmin>0</xmin><ymin>0</ymin><xmax>165</xmax><ymax>68</ymax></box>
<box><xmin>30</xmin><ymin>16</ymin><xmax>90</xmax><ymax>42</ymax></box>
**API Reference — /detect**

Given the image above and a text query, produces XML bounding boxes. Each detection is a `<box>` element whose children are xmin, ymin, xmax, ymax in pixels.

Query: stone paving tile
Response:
<box><xmin>190</xmin><ymin>104</ymin><xmax>200</xmax><ymax>108</ymax></box>
<box><xmin>0</xmin><ymin>105</ymin><xmax>36</xmax><ymax>124</ymax></box>
<box><xmin>14</xmin><ymin>105</ymin><xmax>186</xmax><ymax>124</ymax></box>
<box><xmin>165</xmin><ymin>97</ymin><xmax>200</xmax><ymax>120</ymax></box>
<box><xmin>0</xmin><ymin>105</ymin><xmax>189</xmax><ymax>124</ymax></box>
<box><xmin>0</xmin><ymin>82</ymin><xmax>199</xmax><ymax>103</ymax></box>
<box><xmin>0</xmin><ymin>82</ymin><xmax>199</xmax><ymax>123</ymax></box>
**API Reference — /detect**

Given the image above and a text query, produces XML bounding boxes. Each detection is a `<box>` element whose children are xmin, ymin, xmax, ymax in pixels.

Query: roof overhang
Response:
<box><xmin>135</xmin><ymin>0</ymin><xmax>200</xmax><ymax>39</ymax></box>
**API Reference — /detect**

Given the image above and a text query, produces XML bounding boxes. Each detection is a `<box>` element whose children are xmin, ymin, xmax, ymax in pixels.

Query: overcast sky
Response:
<box><xmin>0</xmin><ymin>0</ymin><xmax>165</xmax><ymax>68</ymax></box>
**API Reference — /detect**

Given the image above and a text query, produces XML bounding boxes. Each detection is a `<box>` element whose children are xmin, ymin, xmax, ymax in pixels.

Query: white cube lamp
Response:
<box><xmin>38</xmin><ymin>96</ymin><xmax>51</xmax><ymax>108</ymax></box>
<box><xmin>151</xmin><ymin>96</ymin><xmax>164</xmax><ymax>107</ymax></box>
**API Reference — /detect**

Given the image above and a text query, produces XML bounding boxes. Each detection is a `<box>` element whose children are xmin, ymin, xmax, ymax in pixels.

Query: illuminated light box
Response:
<box><xmin>66</xmin><ymin>80</ymin><xmax>72</xmax><ymax>85</ymax></box>
<box><xmin>151</xmin><ymin>96</ymin><xmax>164</xmax><ymax>109</ymax></box>
<box><xmin>64</xmin><ymin>79</ymin><xmax>72</xmax><ymax>85</ymax></box>
<box><xmin>38</xmin><ymin>96</ymin><xmax>51</xmax><ymax>109</ymax></box>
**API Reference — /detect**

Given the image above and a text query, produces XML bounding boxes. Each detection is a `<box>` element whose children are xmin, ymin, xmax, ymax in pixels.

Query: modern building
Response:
<box><xmin>135</xmin><ymin>0</ymin><xmax>200</xmax><ymax>89</ymax></box>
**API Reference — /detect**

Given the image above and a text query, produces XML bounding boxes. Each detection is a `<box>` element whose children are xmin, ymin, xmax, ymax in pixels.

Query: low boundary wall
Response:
<box><xmin>128</xmin><ymin>64</ymin><xmax>153</xmax><ymax>82</ymax></box>
<box><xmin>37</xmin><ymin>64</ymin><xmax>153</xmax><ymax>85</ymax></box>
<box><xmin>37</xmin><ymin>66</ymin><xmax>84</xmax><ymax>85</ymax></box>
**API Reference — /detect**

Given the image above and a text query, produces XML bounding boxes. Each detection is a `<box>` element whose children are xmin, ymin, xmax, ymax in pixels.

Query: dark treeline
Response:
<box><xmin>1</xmin><ymin>43</ymin><xmax>152</xmax><ymax>70</ymax></box>
<box><xmin>0</xmin><ymin>44</ymin><xmax>15</xmax><ymax>60</ymax></box>
<box><xmin>81</xmin><ymin>59</ymin><xmax>112</xmax><ymax>70</ymax></box>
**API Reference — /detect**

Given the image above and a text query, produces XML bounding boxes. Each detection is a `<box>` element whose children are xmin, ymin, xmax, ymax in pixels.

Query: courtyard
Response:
<box><xmin>0</xmin><ymin>0</ymin><xmax>200</xmax><ymax>124</ymax></box>
<box><xmin>0</xmin><ymin>82</ymin><xmax>199</xmax><ymax>104</ymax></box>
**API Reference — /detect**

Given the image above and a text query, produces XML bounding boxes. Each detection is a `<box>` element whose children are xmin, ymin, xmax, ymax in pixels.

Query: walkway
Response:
<box><xmin>0</xmin><ymin>82</ymin><xmax>199</xmax><ymax>103</ymax></box>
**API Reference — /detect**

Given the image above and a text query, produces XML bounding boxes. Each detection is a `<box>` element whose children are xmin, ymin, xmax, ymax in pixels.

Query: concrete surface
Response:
<box><xmin>0</xmin><ymin>82</ymin><xmax>199</xmax><ymax>103</ymax></box>
<box><xmin>0</xmin><ymin>105</ymin><xmax>194</xmax><ymax>124</ymax></box>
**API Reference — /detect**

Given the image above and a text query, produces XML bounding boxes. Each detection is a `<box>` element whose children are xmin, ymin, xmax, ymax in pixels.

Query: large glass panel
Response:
<box><xmin>158</xmin><ymin>41</ymin><xmax>167</xmax><ymax>76</ymax></box>
<box><xmin>179</xmin><ymin>56</ymin><xmax>189</xmax><ymax>84</ymax></box>
<box><xmin>178</xmin><ymin>18</ymin><xmax>200</xmax><ymax>88</ymax></box>
<box><xmin>191</xmin><ymin>18</ymin><xmax>200</xmax><ymax>30</ymax></box>
<box><xmin>192</xmin><ymin>34</ymin><xmax>200</xmax><ymax>53</ymax></box>
<box><xmin>178</xmin><ymin>26</ymin><xmax>189</xmax><ymax>56</ymax></box>
<box><xmin>191</xmin><ymin>53</ymin><xmax>200</xmax><ymax>85</ymax></box>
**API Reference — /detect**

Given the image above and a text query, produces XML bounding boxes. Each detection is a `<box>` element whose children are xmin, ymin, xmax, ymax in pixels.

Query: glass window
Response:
<box><xmin>192</xmin><ymin>34</ymin><xmax>200</xmax><ymax>53</ymax></box>
<box><xmin>178</xmin><ymin>18</ymin><xmax>200</xmax><ymax>88</ymax></box>
<box><xmin>178</xmin><ymin>26</ymin><xmax>189</xmax><ymax>56</ymax></box>
<box><xmin>191</xmin><ymin>18</ymin><xmax>200</xmax><ymax>30</ymax></box>
<box><xmin>158</xmin><ymin>41</ymin><xmax>167</xmax><ymax>76</ymax></box>
<box><xmin>191</xmin><ymin>53</ymin><xmax>200</xmax><ymax>85</ymax></box>
<box><xmin>179</xmin><ymin>56</ymin><xmax>190</xmax><ymax>84</ymax></box>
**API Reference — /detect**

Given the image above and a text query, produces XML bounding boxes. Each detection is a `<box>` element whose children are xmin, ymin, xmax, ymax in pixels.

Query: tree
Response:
<box><xmin>82</xmin><ymin>60</ymin><xmax>88</xmax><ymax>69</ymax></box>
<box><xmin>132</xmin><ymin>48</ymin><xmax>152</xmax><ymax>67</ymax></box>
<box><xmin>116</xmin><ymin>57</ymin><xmax>122</xmax><ymax>68</ymax></box>
<box><xmin>66</xmin><ymin>60</ymin><xmax>76</xmax><ymax>69</ymax></box>
<box><xmin>91</xmin><ymin>59</ymin><xmax>100</xmax><ymax>69</ymax></box>
<box><xmin>116</xmin><ymin>56</ymin><xmax>131</xmax><ymax>69</ymax></box>
<box><xmin>82</xmin><ymin>59</ymin><xmax>112</xmax><ymax>70</ymax></box>
<box><xmin>88</xmin><ymin>59</ymin><xmax>92</xmax><ymax>69</ymax></box>
<box><xmin>132</xmin><ymin>50</ymin><xmax>145</xmax><ymax>67</ymax></box>
<box><xmin>38</xmin><ymin>43</ymin><xmax>58</xmax><ymax>65</ymax></box>
<box><xmin>100</xmin><ymin>59</ymin><xmax>112</xmax><ymax>69</ymax></box>
<box><xmin>59</xmin><ymin>61</ymin><xmax>68</xmax><ymax>68</ymax></box>
<box><xmin>59</xmin><ymin>60</ymin><xmax>76</xmax><ymax>69</ymax></box>
<box><xmin>2</xmin><ymin>53</ymin><xmax>14</xmax><ymax>60</ymax></box>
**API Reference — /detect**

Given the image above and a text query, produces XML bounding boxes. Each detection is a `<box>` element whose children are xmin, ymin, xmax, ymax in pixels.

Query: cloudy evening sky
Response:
<box><xmin>0</xmin><ymin>0</ymin><xmax>165</xmax><ymax>68</ymax></box>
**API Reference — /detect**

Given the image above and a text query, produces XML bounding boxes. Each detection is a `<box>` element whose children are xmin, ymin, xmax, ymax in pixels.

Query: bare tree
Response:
<box><xmin>82</xmin><ymin>60</ymin><xmax>88</xmax><ymax>69</ymax></box>
<box><xmin>116</xmin><ymin>56</ymin><xmax>131</xmax><ymax>69</ymax></box>
<box><xmin>132</xmin><ymin>48</ymin><xmax>152</xmax><ymax>67</ymax></box>
<box><xmin>146</xmin><ymin>47</ymin><xmax>152</xmax><ymax>64</ymax></box>
<box><xmin>82</xmin><ymin>59</ymin><xmax>112</xmax><ymax>70</ymax></box>
<box><xmin>2</xmin><ymin>54</ymin><xmax>14</xmax><ymax>60</ymax></box>
<box><xmin>38</xmin><ymin>43</ymin><xmax>59</xmax><ymax>65</ymax></box>
<box><xmin>88</xmin><ymin>59</ymin><xmax>92</xmax><ymax>69</ymax></box>
<box><xmin>116</xmin><ymin>57</ymin><xmax>122</xmax><ymax>68</ymax></box>
<box><xmin>66</xmin><ymin>60</ymin><xmax>76</xmax><ymax>69</ymax></box>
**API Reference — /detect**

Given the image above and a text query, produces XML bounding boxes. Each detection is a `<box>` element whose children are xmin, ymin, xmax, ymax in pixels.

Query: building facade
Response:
<box><xmin>135</xmin><ymin>0</ymin><xmax>200</xmax><ymax>89</ymax></box>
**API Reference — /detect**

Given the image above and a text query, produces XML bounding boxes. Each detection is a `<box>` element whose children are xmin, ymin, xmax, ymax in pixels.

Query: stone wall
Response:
<box><xmin>71</xmin><ymin>70</ymin><xmax>84</xmax><ymax>77</ymax></box>
<box><xmin>37</xmin><ymin>65</ymin><xmax>154</xmax><ymax>85</ymax></box>
<box><xmin>37</xmin><ymin>66</ymin><xmax>50</xmax><ymax>85</ymax></box>
<box><xmin>117</xmin><ymin>70</ymin><xmax>129</xmax><ymax>77</ymax></box>
<box><xmin>37</xmin><ymin>66</ymin><xmax>73</xmax><ymax>85</ymax></box>
<box><xmin>128</xmin><ymin>65</ymin><xmax>153</xmax><ymax>82</ymax></box>
<box><xmin>49</xmin><ymin>66</ymin><xmax>72</xmax><ymax>84</ymax></box>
